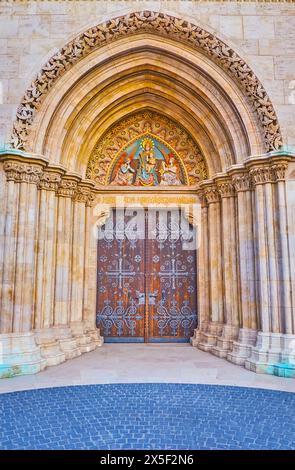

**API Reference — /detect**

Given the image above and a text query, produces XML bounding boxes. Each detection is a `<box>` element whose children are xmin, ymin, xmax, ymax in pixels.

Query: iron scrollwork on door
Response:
<box><xmin>96</xmin><ymin>209</ymin><xmax>146</xmax><ymax>341</ymax></box>
<box><xmin>147</xmin><ymin>210</ymin><xmax>197</xmax><ymax>341</ymax></box>
<box><xmin>96</xmin><ymin>208</ymin><xmax>197</xmax><ymax>342</ymax></box>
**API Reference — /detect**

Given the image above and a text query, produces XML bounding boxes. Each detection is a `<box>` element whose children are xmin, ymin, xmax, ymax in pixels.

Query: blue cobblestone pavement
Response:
<box><xmin>0</xmin><ymin>383</ymin><xmax>294</xmax><ymax>450</ymax></box>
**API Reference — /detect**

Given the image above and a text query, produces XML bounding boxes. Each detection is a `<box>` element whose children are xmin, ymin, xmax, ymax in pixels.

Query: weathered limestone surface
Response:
<box><xmin>0</xmin><ymin>154</ymin><xmax>103</xmax><ymax>378</ymax></box>
<box><xmin>0</xmin><ymin>0</ymin><xmax>294</xmax><ymax>149</ymax></box>
<box><xmin>0</xmin><ymin>1</ymin><xmax>294</xmax><ymax>379</ymax></box>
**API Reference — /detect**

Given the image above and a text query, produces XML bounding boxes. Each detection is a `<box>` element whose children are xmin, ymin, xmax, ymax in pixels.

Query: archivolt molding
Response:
<box><xmin>87</xmin><ymin>110</ymin><xmax>208</xmax><ymax>186</ymax></box>
<box><xmin>11</xmin><ymin>11</ymin><xmax>282</xmax><ymax>152</ymax></box>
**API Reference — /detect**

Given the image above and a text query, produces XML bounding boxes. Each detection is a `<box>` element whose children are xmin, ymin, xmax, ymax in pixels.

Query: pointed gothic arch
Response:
<box><xmin>11</xmin><ymin>10</ymin><xmax>282</xmax><ymax>158</ymax></box>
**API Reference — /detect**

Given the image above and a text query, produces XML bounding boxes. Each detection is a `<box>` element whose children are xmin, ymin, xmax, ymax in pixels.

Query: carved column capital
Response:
<box><xmin>74</xmin><ymin>185</ymin><xmax>91</xmax><ymax>204</ymax></box>
<box><xmin>271</xmin><ymin>162</ymin><xmax>288</xmax><ymax>182</ymax></box>
<box><xmin>39</xmin><ymin>171</ymin><xmax>62</xmax><ymax>191</ymax></box>
<box><xmin>232</xmin><ymin>173</ymin><xmax>252</xmax><ymax>192</ymax></box>
<box><xmin>249</xmin><ymin>166</ymin><xmax>274</xmax><ymax>185</ymax></box>
<box><xmin>203</xmin><ymin>185</ymin><xmax>220</xmax><ymax>204</ymax></box>
<box><xmin>57</xmin><ymin>178</ymin><xmax>78</xmax><ymax>198</ymax></box>
<box><xmin>86</xmin><ymin>191</ymin><xmax>97</xmax><ymax>207</ymax></box>
<box><xmin>196</xmin><ymin>189</ymin><xmax>208</xmax><ymax>208</ymax></box>
<box><xmin>3</xmin><ymin>160</ymin><xmax>43</xmax><ymax>184</ymax></box>
<box><xmin>217</xmin><ymin>181</ymin><xmax>235</xmax><ymax>198</ymax></box>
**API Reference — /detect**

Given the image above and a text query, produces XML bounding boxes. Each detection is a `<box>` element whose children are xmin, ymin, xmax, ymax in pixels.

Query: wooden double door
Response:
<box><xmin>96</xmin><ymin>208</ymin><xmax>197</xmax><ymax>342</ymax></box>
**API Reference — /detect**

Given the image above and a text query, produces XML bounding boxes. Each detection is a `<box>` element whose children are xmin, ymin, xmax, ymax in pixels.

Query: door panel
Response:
<box><xmin>147</xmin><ymin>210</ymin><xmax>197</xmax><ymax>342</ymax></box>
<box><xmin>96</xmin><ymin>209</ymin><xmax>145</xmax><ymax>341</ymax></box>
<box><xmin>96</xmin><ymin>208</ymin><xmax>197</xmax><ymax>342</ymax></box>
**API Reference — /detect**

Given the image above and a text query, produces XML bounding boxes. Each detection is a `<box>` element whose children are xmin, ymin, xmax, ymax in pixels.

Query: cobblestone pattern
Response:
<box><xmin>1</xmin><ymin>383</ymin><xmax>294</xmax><ymax>450</ymax></box>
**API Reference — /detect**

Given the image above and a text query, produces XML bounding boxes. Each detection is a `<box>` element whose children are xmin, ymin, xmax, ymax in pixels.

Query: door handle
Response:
<box><xmin>136</xmin><ymin>291</ymin><xmax>145</xmax><ymax>305</ymax></box>
<box><xmin>148</xmin><ymin>291</ymin><xmax>158</xmax><ymax>305</ymax></box>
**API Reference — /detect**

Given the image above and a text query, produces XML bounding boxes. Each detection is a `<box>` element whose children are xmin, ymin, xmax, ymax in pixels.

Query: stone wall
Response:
<box><xmin>0</xmin><ymin>1</ymin><xmax>295</xmax><ymax>380</ymax></box>
<box><xmin>0</xmin><ymin>0</ymin><xmax>295</xmax><ymax>150</ymax></box>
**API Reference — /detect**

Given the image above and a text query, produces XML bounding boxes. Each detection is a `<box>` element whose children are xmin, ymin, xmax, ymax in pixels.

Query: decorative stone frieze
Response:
<box><xmin>3</xmin><ymin>160</ymin><xmax>43</xmax><ymax>184</ymax></box>
<box><xmin>11</xmin><ymin>11</ymin><xmax>282</xmax><ymax>152</ymax></box>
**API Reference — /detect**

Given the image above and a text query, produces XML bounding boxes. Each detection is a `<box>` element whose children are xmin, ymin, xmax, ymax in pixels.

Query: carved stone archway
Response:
<box><xmin>12</xmin><ymin>10</ymin><xmax>282</xmax><ymax>152</ymax></box>
<box><xmin>1</xmin><ymin>10</ymin><xmax>295</xmax><ymax>381</ymax></box>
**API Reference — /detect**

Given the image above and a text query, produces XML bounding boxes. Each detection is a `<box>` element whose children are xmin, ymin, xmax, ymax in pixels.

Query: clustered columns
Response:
<box><xmin>0</xmin><ymin>154</ymin><xmax>103</xmax><ymax>377</ymax></box>
<box><xmin>191</xmin><ymin>155</ymin><xmax>295</xmax><ymax>375</ymax></box>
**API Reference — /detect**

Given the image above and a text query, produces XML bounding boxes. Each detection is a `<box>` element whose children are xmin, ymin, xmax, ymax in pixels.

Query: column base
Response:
<box><xmin>190</xmin><ymin>322</ymin><xmax>209</xmax><ymax>347</ymax></box>
<box><xmin>211</xmin><ymin>325</ymin><xmax>239</xmax><ymax>358</ymax></box>
<box><xmin>53</xmin><ymin>325</ymin><xmax>81</xmax><ymax>360</ymax></box>
<box><xmin>245</xmin><ymin>332</ymin><xmax>295</xmax><ymax>377</ymax></box>
<box><xmin>0</xmin><ymin>332</ymin><xmax>46</xmax><ymax>378</ymax></box>
<box><xmin>83</xmin><ymin>322</ymin><xmax>104</xmax><ymax>347</ymax></box>
<box><xmin>197</xmin><ymin>322</ymin><xmax>223</xmax><ymax>352</ymax></box>
<box><xmin>34</xmin><ymin>328</ymin><xmax>66</xmax><ymax>367</ymax></box>
<box><xmin>245</xmin><ymin>332</ymin><xmax>283</xmax><ymax>373</ymax></box>
<box><xmin>70</xmin><ymin>321</ymin><xmax>98</xmax><ymax>353</ymax></box>
<box><xmin>227</xmin><ymin>328</ymin><xmax>257</xmax><ymax>366</ymax></box>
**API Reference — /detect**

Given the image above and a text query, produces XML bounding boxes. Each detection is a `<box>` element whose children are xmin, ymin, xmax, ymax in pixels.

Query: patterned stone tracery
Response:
<box><xmin>11</xmin><ymin>11</ymin><xmax>282</xmax><ymax>152</ymax></box>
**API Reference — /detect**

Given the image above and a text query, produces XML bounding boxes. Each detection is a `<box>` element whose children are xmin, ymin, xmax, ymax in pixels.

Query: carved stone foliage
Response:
<box><xmin>249</xmin><ymin>166</ymin><xmax>274</xmax><ymax>185</ymax></box>
<box><xmin>271</xmin><ymin>162</ymin><xmax>288</xmax><ymax>182</ymax></box>
<box><xmin>11</xmin><ymin>11</ymin><xmax>282</xmax><ymax>152</ymax></box>
<box><xmin>57</xmin><ymin>179</ymin><xmax>78</xmax><ymax>198</ymax></box>
<box><xmin>250</xmin><ymin>162</ymin><xmax>289</xmax><ymax>185</ymax></box>
<box><xmin>74</xmin><ymin>185</ymin><xmax>91</xmax><ymax>203</ymax></box>
<box><xmin>39</xmin><ymin>171</ymin><xmax>61</xmax><ymax>191</ymax></box>
<box><xmin>217</xmin><ymin>181</ymin><xmax>235</xmax><ymax>198</ymax></box>
<box><xmin>86</xmin><ymin>111</ymin><xmax>208</xmax><ymax>186</ymax></box>
<box><xmin>3</xmin><ymin>161</ymin><xmax>43</xmax><ymax>184</ymax></box>
<box><xmin>203</xmin><ymin>185</ymin><xmax>220</xmax><ymax>204</ymax></box>
<box><xmin>232</xmin><ymin>173</ymin><xmax>252</xmax><ymax>192</ymax></box>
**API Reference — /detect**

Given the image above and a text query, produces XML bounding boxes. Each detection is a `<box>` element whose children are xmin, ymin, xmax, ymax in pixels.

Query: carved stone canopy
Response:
<box><xmin>11</xmin><ymin>11</ymin><xmax>282</xmax><ymax>152</ymax></box>
<box><xmin>86</xmin><ymin>110</ymin><xmax>208</xmax><ymax>186</ymax></box>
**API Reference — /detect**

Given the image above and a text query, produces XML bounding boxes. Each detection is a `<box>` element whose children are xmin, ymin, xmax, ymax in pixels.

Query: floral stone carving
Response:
<box><xmin>11</xmin><ymin>11</ymin><xmax>282</xmax><ymax>152</ymax></box>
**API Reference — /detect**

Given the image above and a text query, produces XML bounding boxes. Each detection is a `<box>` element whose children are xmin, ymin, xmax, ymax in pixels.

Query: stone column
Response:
<box><xmin>0</xmin><ymin>158</ymin><xmax>45</xmax><ymax>378</ymax></box>
<box><xmin>82</xmin><ymin>194</ymin><xmax>104</xmax><ymax>347</ymax></box>
<box><xmin>0</xmin><ymin>166</ymin><xmax>19</xmax><ymax>334</ymax></box>
<box><xmin>272</xmin><ymin>163</ymin><xmax>294</xmax><ymax>334</ymax></box>
<box><xmin>9</xmin><ymin>164</ymin><xmax>41</xmax><ymax>333</ymax></box>
<box><xmin>191</xmin><ymin>191</ymin><xmax>210</xmax><ymax>346</ymax></box>
<box><xmin>53</xmin><ymin>176</ymin><xmax>80</xmax><ymax>359</ymax></box>
<box><xmin>70</xmin><ymin>183</ymin><xmax>99</xmax><ymax>352</ymax></box>
<box><xmin>227</xmin><ymin>171</ymin><xmax>258</xmax><ymax>366</ymax></box>
<box><xmin>34</xmin><ymin>169</ymin><xmax>66</xmax><ymax>367</ymax></box>
<box><xmin>245</xmin><ymin>164</ymin><xmax>282</xmax><ymax>373</ymax></box>
<box><xmin>198</xmin><ymin>183</ymin><xmax>223</xmax><ymax>351</ymax></box>
<box><xmin>0</xmin><ymin>165</ymin><xmax>7</xmax><ymax>319</ymax></box>
<box><xmin>272</xmin><ymin>162</ymin><xmax>295</xmax><ymax>370</ymax></box>
<box><xmin>212</xmin><ymin>178</ymin><xmax>239</xmax><ymax>358</ymax></box>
